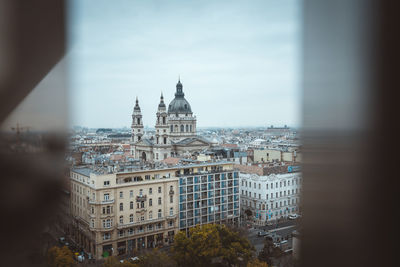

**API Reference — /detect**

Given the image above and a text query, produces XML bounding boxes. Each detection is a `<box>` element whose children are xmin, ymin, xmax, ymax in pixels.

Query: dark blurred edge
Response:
<box><xmin>302</xmin><ymin>1</ymin><xmax>399</xmax><ymax>267</ymax></box>
<box><xmin>1</xmin><ymin>0</ymin><xmax>400</xmax><ymax>266</ymax></box>
<box><xmin>0</xmin><ymin>0</ymin><xmax>66</xmax><ymax>266</ymax></box>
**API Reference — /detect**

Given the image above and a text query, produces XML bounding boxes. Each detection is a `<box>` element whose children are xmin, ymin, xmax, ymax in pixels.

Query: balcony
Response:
<box><xmin>166</xmin><ymin>214</ymin><xmax>177</xmax><ymax>219</ymax></box>
<box><xmin>89</xmin><ymin>199</ymin><xmax>115</xmax><ymax>204</ymax></box>
<box><xmin>117</xmin><ymin>217</ymin><xmax>165</xmax><ymax>229</ymax></box>
<box><xmin>169</xmin><ymin>189</ymin><xmax>175</xmax><ymax>195</ymax></box>
<box><xmin>136</xmin><ymin>195</ymin><xmax>147</xmax><ymax>202</ymax></box>
<box><xmin>136</xmin><ymin>207</ymin><xmax>147</xmax><ymax>213</ymax></box>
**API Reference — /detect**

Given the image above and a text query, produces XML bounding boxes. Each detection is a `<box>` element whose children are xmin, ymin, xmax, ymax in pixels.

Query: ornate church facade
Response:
<box><xmin>131</xmin><ymin>80</ymin><xmax>211</xmax><ymax>162</ymax></box>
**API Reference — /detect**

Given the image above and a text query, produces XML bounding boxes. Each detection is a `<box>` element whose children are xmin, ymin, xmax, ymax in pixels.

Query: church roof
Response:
<box><xmin>168</xmin><ymin>79</ymin><xmax>192</xmax><ymax>114</ymax></box>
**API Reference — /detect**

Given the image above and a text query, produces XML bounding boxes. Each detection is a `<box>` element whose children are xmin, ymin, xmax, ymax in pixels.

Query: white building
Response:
<box><xmin>240</xmin><ymin>172</ymin><xmax>301</xmax><ymax>225</ymax></box>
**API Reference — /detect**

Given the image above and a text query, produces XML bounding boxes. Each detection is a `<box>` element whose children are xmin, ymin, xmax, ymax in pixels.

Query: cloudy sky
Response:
<box><xmin>68</xmin><ymin>0</ymin><xmax>300</xmax><ymax>129</ymax></box>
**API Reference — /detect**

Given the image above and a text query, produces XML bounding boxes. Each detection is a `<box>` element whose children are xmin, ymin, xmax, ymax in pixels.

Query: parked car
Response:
<box><xmin>266</xmin><ymin>222</ymin><xmax>273</xmax><ymax>226</ymax></box>
<box><xmin>129</xmin><ymin>257</ymin><xmax>139</xmax><ymax>263</ymax></box>
<box><xmin>288</xmin><ymin>214</ymin><xmax>299</xmax><ymax>220</ymax></box>
<box><xmin>258</xmin><ymin>231</ymin><xmax>269</xmax><ymax>237</ymax></box>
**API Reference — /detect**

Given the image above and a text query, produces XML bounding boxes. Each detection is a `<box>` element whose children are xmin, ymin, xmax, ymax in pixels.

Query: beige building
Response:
<box><xmin>70</xmin><ymin>167</ymin><xmax>179</xmax><ymax>259</ymax></box>
<box><xmin>253</xmin><ymin>148</ymin><xmax>301</xmax><ymax>163</ymax></box>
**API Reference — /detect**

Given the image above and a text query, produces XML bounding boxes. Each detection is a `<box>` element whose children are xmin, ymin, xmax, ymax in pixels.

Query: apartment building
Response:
<box><xmin>178</xmin><ymin>162</ymin><xmax>240</xmax><ymax>232</ymax></box>
<box><xmin>240</xmin><ymin>171</ymin><xmax>301</xmax><ymax>225</ymax></box>
<box><xmin>70</xmin><ymin>167</ymin><xmax>178</xmax><ymax>259</ymax></box>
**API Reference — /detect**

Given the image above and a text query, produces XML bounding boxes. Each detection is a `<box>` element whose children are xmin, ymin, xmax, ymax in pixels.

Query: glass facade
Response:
<box><xmin>178</xmin><ymin>170</ymin><xmax>239</xmax><ymax>229</ymax></box>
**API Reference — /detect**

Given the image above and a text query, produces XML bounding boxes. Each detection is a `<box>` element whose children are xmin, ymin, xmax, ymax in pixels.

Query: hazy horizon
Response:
<box><xmin>67</xmin><ymin>0</ymin><xmax>301</xmax><ymax>129</ymax></box>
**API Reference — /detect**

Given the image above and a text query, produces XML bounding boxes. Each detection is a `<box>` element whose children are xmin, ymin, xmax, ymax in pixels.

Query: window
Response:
<box><xmin>168</xmin><ymin>220</ymin><xmax>173</xmax><ymax>227</ymax></box>
<box><xmin>169</xmin><ymin>207</ymin><xmax>173</xmax><ymax>216</ymax></box>
<box><xmin>158</xmin><ymin>186</ymin><xmax>161</xmax><ymax>193</ymax></box>
<box><xmin>259</xmin><ymin>194</ymin><xmax>261</xmax><ymax>199</ymax></box>
<box><xmin>104</xmin><ymin>181</ymin><xmax>110</xmax><ymax>186</ymax></box>
<box><xmin>91</xmin><ymin>207</ymin><xmax>94</xmax><ymax>214</ymax></box>
<box><xmin>130</xmin><ymin>190</ymin><xmax>133</xmax><ymax>198</ymax></box>
<box><xmin>120</xmin><ymin>203</ymin><xmax>123</xmax><ymax>211</ymax></box>
<box><xmin>129</xmin><ymin>214</ymin><xmax>134</xmax><ymax>223</ymax></box>
<box><xmin>158</xmin><ymin>197</ymin><xmax>162</xmax><ymax>205</ymax></box>
<box><xmin>162</xmin><ymin>117</ymin><xmax>166</xmax><ymax>124</ymax></box>
<box><xmin>103</xmin><ymin>233</ymin><xmax>111</xmax><ymax>240</ymax></box>
<box><xmin>170</xmin><ymin>185</ymin><xmax>173</xmax><ymax>191</ymax></box>
<box><xmin>149</xmin><ymin>188</ymin><xmax>152</xmax><ymax>194</ymax></box>
<box><xmin>119</xmin><ymin>216</ymin><xmax>123</xmax><ymax>224</ymax></box>
<box><xmin>91</xmin><ymin>219</ymin><xmax>94</xmax><ymax>228</ymax></box>
<box><xmin>103</xmin><ymin>219</ymin><xmax>112</xmax><ymax>228</ymax></box>
<box><xmin>130</xmin><ymin>201</ymin><xmax>133</xmax><ymax>209</ymax></box>
<box><xmin>170</xmin><ymin>195</ymin><xmax>173</xmax><ymax>203</ymax></box>
<box><xmin>158</xmin><ymin>209</ymin><xmax>162</xmax><ymax>218</ymax></box>
<box><xmin>266</xmin><ymin>184</ymin><xmax>268</xmax><ymax>190</ymax></box>
<box><xmin>276</xmin><ymin>192</ymin><xmax>278</xmax><ymax>198</ymax></box>
<box><xmin>163</xmin><ymin>137</ymin><xmax>167</xmax><ymax>144</ymax></box>
<box><xmin>128</xmin><ymin>228</ymin><xmax>134</xmax><ymax>235</ymax></box>
<box><xmin>190</xmin><ymin>125</ymin><xmax>192</xmax><ymax>132</ymax></box>
<box><xmin>280</xmin><ymin>181</ymin><xmax>282</xmax><ymax>187</ymax></box>
<box><xmin>145</xmin><ymin>175</ymin><xmax>150</xmax><ymax>180</ymax></box>
<box><xmin>149</xmin><ymin>211</ymin><xmax>153</xmax><ymax>219</ymax></box>
<box><xmin>141</xmin><ymin>216</ymin><xmax>144</xmax><ymax>221</ymax></box>
<box><xmin>149</xmin><ymin>198</ymin><xmax>152</xmax><ymax>206</ymax></box>
<box><xmin>140</xmin><ymin>201</ymin><xmax>145</xmax><ymax>208</ymax></box>
<box><xmin>180</xmin><ymin>125</ymin><xmax>184</xmax><ymax>132</ymax></box>
<box><xmin>120</xmin><ymin>191</ymin><xmax>123</xmax><ymax>198</ymax></box>
<box><xmin>119</xmin><ymin>230</ymin><xmax>124</xmax><ymax>237</ymax></box>
<box><xmin>186</xmin><ymin>125</ymin><xmax>189</xmax><ymax>132</ymax></box>
<box><xmin>259</xmin><ymin>184</ymin><xmax>261</xmax><ymax>189</ymax></box>
<box><xmin>271</xmin><ymin>183</ymin><xmax>273</xmax><ymax>189</ymax></box>
<box><xmin>104</xmin><ymin>193</ymin><xmax>109</xmax><ymax>201</ymax></box>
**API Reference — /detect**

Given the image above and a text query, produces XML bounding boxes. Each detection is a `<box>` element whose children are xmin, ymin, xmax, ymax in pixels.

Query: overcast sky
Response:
<box><xmin>68</xmin><ymin>0</ymin><xmax>300</xmax><ymax>129</ymax></box>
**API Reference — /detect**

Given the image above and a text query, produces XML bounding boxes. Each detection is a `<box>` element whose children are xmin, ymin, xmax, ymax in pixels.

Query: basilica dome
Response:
<box><xmin>168</xmin><ymin>80</ymin><xmax>192</xmax><ymax>114</ymax></box>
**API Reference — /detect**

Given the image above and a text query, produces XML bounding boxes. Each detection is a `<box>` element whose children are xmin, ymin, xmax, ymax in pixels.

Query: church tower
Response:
<box><xmin>155</xmin><ymin>93</ymin><xmax>169</xmax><ymax>145</ymax></box>
<box><xmin>167</xmin><ymin>79</ymin><xmax>197</xmax><ymax>142</ymax></box>
<box><xmin>131</xmin><ymin>97</ymin><xmax>144</xmax><ymax>143</ymax></box>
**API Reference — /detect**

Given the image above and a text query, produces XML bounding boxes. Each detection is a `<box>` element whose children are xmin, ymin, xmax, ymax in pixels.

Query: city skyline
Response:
<box><xmin>68</xmin><ymin>0</ymin><xmax>301</xmax><ymax>129</ymax></box>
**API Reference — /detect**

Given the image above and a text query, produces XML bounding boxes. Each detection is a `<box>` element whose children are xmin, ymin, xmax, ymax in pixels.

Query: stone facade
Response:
<box><xmin>131</xmin><ymin>80</ymin><xmax>211</xmax><ymax>162</ymax></box>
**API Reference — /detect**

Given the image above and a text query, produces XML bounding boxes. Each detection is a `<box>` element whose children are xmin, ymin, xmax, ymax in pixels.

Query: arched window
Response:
<box><xmin>175</xmin><ymin>125</ymin><xmax>178</xmax><ymax>132</ymax></box>
<box><xmin>170</xmin><ymin>207</ymin><xmax>173</xmax><ymax>216</ymax></box>
<box><xmin>137</xmin><ymin>118</ymin><xmax>140</xmax><ymax>125</ymax></box>
<box><xmin>180</xmin><ymin>125</ymin><xmax>184</xmax><ymax>132</ymax></box>
<box><xmin>163</xmin><ymin>117</ymin><xmax>166</xmax><ymax>124</ymax></box>
<box><xmin>164</xmin><ymin>137</ymin><xmax>167</xmax><ymax>144</ymax></box>
<box><xmin>158</xmin><ymin>209</ymin><xmax>162</xmax><ymax>218</ymax></box>
<box><xmin>186</xmin><ymin>125</ymin><xmax>189</xmax><ymax>132</ymax></box>
<box><xmin>120</xmin><ymin>203</ymin><xmax>123</xmax><ymax>211</ymax></box>
<box><xmin>170</xmin><ymin>125</ymin><xmax>173</xmax><ymax>132</ymax></box>
<box><xmin>149</xmin><ymin>211</ymin><xmax>153</xmax><ymax>219</ymax></box>
<box><xmin>119</xmin><ymin>216</ymin><xmax>123</xmax><ymax>224</ymax></box>
<box><xmin>129</xmin><ymin>214</ymin><xmax>133</xmax><ymax>223</ymax></box>
<box><xmin>130</xmin><ymin>201</ymin><xmax>133</xmax><ymax>209</ymax></box>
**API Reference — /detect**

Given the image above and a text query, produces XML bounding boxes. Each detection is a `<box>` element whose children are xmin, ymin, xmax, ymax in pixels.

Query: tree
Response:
<box><xmin>172</xmin><ymin>224</ymin><xmax>255</xmax><ymax>267</ymax></box>
<box><xmin>217</xmin><ymin>224</ymin><xmax>255</xmax><ymax>266</ymax></box>
<box><xmin>103</xmin><ymin>256</ymin><xmax>139</xmax><ymax>267</ymax></box>
<box><xmin>245</xmin><ymin>209</ymin><xmax>253</xmax><ymax>217</ymax></box>
<box><xmin>47</xmin><ymin>246</ymin><xmax>75</xmax><ymax>267</ymax></box>
<box><xmin>258</xmin><ymin>239</ymin><xmax>283</xmax><ymax>266</ymax></box>
<box><xmin>247</xmin><ymin>259</ymin><xmax>269</xmax><ymax>267</ymax></box>
<box><xmin>172</xmin><ymin>224</ymin><xmax>221</xmax><ymax>267</ymax></box>
<box><xmin>138</xmin><ymin>248</ymin><xmax>175</xmax><ymax>267</ymax></box>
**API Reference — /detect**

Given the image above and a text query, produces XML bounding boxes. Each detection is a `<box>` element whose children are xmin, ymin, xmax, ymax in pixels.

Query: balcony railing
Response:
<box><xmin>117</xmin><ymin>217</ymin><xmax>166</xmax><ymax>229</ymax></box>
<box><xmin>136</xmin><ymin>195</ymin><xmax>147</xmax><ymax>202</ymax></box>
<box><xmin>89</xmin><ymin>199</ymin><xmax>115</xmax><ymax>204</ymax></box>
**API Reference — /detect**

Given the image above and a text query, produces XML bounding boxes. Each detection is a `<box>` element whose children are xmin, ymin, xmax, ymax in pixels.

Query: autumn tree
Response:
<box><xmin>246</xmin><ymin>259</ymin><xmax>269</xmax><ymax>267</ymax></box>
<box><xmin>172</xmin><ymin>224</ymin><xmax>221</xmax><ymax>267</ymax></box>
<box><xmin>172</xmin><ymin>224</ymin><xmax>255</xmax><ymax>267</ymax></box>
<box><xmin>103</xmin><ymin>256</ymin><xmax>139</xmax><ymax>267</ymax></box>
<box><xmin>217</xmin><ymin>224</ymin><xmax>254</xmax><ymax>266</ymax></box>
<box><xmin>47</xmin><ymin>246</ymin><xmax>75</xmax><ymax>267</ymax></box>
<box><xmin>138</xmin><ymin>248</ymin><xmax>175</xmax><ymax>267</ymax></box>
<box><xmin>258</xmin><ymin>239</ymin><xmax>283</xmax><ymax>266</ymax></box>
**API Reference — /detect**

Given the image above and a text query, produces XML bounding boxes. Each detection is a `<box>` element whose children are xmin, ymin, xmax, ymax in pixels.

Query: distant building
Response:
<box><xmin>131</xmin><ymin>80</ymin><xmax>211</xmax><ymax>162</ymax></box>
<box><xmin>239</xmin><ymin>171</ymin><xmax>301</xmax><ymax>225</ymax></box>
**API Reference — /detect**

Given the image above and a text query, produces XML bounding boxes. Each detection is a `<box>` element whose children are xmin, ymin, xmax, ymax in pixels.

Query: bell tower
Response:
<box><xmin>131</xmin><ymin>97</ymin><xmax>144</xmax><ymax>143</ymax></box>
<box><xmin>155</xmin><ymin>93</ymin><xmax>169</xmax><ymax>145</ymax></box>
